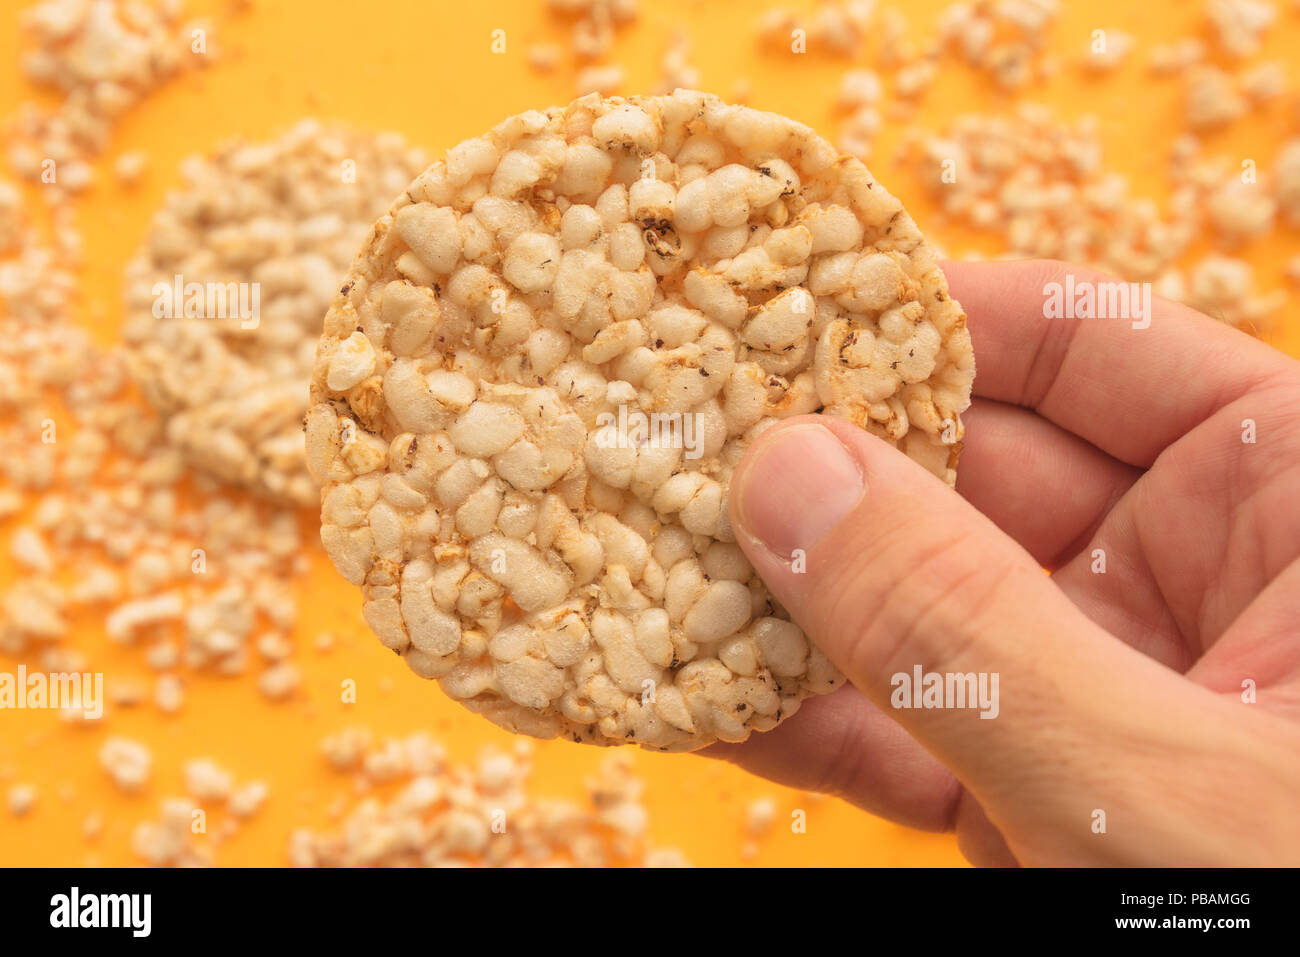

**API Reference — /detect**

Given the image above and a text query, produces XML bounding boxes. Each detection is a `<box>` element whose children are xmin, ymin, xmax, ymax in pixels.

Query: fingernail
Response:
<box><xmin>735</xmin><ymin>423</ymin><xmax>865</xmax><ymax>559</ymax></box>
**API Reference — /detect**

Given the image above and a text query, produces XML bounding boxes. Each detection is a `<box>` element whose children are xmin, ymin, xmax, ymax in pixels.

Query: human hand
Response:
<box><xmin>709</xmin><ymin>259</ymin><xmax>1300</xmax><ymax>866</ymax></box>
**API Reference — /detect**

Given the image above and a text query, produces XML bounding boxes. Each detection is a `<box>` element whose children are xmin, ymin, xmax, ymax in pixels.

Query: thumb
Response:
<box><xmin>727</xmin><ymin>416</ymin><xmax>1182</xmax><ymax>842</ymax></box>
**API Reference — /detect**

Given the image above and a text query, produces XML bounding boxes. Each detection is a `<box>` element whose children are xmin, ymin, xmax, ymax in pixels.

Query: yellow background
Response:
<box><xmin>1</xmin><ymin>0</ymin><xmax>1297</xmax><ymax>866</ymax></box>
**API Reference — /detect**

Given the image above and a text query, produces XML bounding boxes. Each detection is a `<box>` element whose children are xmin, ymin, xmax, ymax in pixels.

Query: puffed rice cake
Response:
<box><xmin>307</xmin><ymin>91</ymin><xmax>975</xmax><ymax>751</ymax></box>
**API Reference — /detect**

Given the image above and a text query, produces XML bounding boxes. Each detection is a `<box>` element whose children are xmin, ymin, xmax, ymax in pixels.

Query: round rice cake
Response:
<box><xmin>123</xmin><ymin>120</ymin><xmax>428</xmax><ymax>505</ymax></box>
<box><xmin>307</xmin><ymin>91</ymin><xmax>975</xmax><ymax>751</ymax></box>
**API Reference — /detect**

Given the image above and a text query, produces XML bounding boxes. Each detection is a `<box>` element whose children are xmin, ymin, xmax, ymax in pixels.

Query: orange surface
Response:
<box><xmin>0</xmin><ymin>0</ymin><xmax>1297</xmax><ymax>867</ymax></box>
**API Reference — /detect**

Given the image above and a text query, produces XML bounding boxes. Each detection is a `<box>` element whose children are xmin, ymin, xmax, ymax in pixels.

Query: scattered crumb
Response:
<box><xmin>8</xmin><ymin>783</ymin><xmax>38</xmax><ymax>816</ymax></box>
<box><xmin>527</xmin><ymin>43</ymin><xmax>560</xmax><ymax>72</ymax></box>
<box><xmin>229</xmin><ymin>780</ymin><xmax>268</xmax><ymax>819</ymax></box>
<box><xmin>1081</xmin><ymin>30</ymin><xmax>1134</xmax><ymax>73</ymax></box>
<box><xmin>1184</xmin><ymin>66</ymin><xmax>1246</xmax><ymax>130</ymax></box>
<box><xmin>574</xmin><ymin>63</ymin><xmax>623</xmax><ymax>95</ymax></box>
<box><xmin>98</xmin><ymin>736</ymin><xmax>152</xmax><ymax>794</ymax></box>
<box><xmin>1203</xmin><ymin>0</ymin><xmax>1276</xmax><ymax>60</ymax></box>
<box><xmin>154</xmin><ymin>673</ymin><xmax>184</xmax><ymax>714</ymax></box>
<box><xmin>82</xmin><ymin>811</ymin><xmax>103</xmax><ymax>841</ymax></box>
<box><xmin>258</xmin><ymin>662</ymin><xmax>300</xmax><ymax>701</ymax></box>
<box><xmin>131</xmin><ymin>797</ymin><xmax>210</xmax><ymax>866</ymax></box>
<box><xmin>114</xmin><ymin>150</ymin><xmax>148</xmax><ymax>186</ymax></box>
<box><xmin>291</xmin><ymin>730</ymin><xmax>685</xmax><ymax>867</ymax></box>
<box><xmin>183</xmin><ymin>758</ymin><xmax>234</xmax><ymax>802</ymax></box>
<box><xmin>745</xmin><ymin>796</ymin><xmax>778</xmax><ymax>837</ymax></box>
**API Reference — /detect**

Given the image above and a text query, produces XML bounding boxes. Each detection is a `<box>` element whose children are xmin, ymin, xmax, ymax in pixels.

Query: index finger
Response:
<box><xmin>941</xmin><ymin>259</ymin><xmax>1295</xmax><ymax>467</ymax></box>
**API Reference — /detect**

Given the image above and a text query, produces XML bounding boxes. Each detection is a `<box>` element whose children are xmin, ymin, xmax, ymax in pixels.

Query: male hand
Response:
<box><xmin>710</xmin><ymin>259</ymin><xmax>1300</xmax><ymax>866</ymax></box>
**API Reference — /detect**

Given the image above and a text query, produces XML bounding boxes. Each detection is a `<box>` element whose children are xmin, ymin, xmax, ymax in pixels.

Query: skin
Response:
<box><xmin>707</xmin><ymin>259</ymin><xmax>1300</xmax><ymax>866</ymax></box>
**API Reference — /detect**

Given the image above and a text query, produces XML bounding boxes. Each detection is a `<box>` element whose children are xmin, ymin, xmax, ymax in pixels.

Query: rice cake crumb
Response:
<box><xmin>7</xmin><ymin>783</ymin><xmax>38</xmax><ymax>817</ymax></box>
<box><xmin>82</xmin><ymin>811</ymin><xmax>103</xmax><ymax>841</ymax></box>
<box><xmin>258</xmin><ymin>661</ymin><xmax>300</xmax><ymax>701</ymax></box>
<box><xmin>913</xmin><ymin>105</ymin><xmax>1194</xmax><ymax>280</ymax></box>
<box><xmin>131</xmin><ymin>797</ymin><xmax>211</xmax><ymax>867</ymax></box>
<box><xmin>1180</xmin><ymin>254</ymin><xmax>1285</xmax><ymax>327</ymax></box>
<box><xmin>291</xmin><ymin>729</ymin><xmax>686</xmax><ymax>867</ymax></box>
<box><xmin>229</xmin><ymin>780</ymin><xmax>269</xmax><ymax>818</ymax></box>
<box><xmin>1203</xmin><ymin>0</ymin><xmax>1276</xmax><ymax>60</ymax></box>
<box><xmin>575</xmin><ymin>63</ymin><xmax>624</xmax><ymax>95</ymax></box>
<box><xmin>934</xmin><ymin>0</ymin><xmax>1062</xmax><ymax>90</ymax></box>
<box><xmin>154</xmin><ymin>673</ymin><xmax>185</xmax><ymax>714</ymax></box>
<box><xmin>536</xmin><ymin>0</ymin><xmax>638</xmax><ymax>96</ymax></box>
<box><xmin>11</xmin><ymin>0</ymin><xmax>213</xmax><ymax>201</ymax></box>
<box><xmin>745</xmin><ymin>795</ymin><xmax>778</xmax><ymax>836</ymax></box>
<box><xmin>183</xmin><ymin>758</ymin><xmax>234</xmax><ymax>802</ymax></box>
<box><xmin>1240</xmin><ymin>60</ymin><xmax>1286</xmax><ymax>103</ymax></box>
<box><xmin>1081</xmin><ymin>30</ymin><xmax>1134</xmax><ymax>73</ymax></box>
<box><xmin>755</xmin><ymin>1</ymin><xmax>878</xmax><ymax>58</ymax></box>
<box><xmin>527</xmin><ymin>43</ymin><xmax>561</xmax><ymax>73</ymax></box>
<box><xmin>114</xmin><ymin>150</ymin><xmax>148</xmax><ymax>186</ymax></box>
<box><xmin>1207</xmin><ymin>179</ymin><xmax>1276</xmax><ymax>246</ymax></box>
<box><xmin>1148</xmin><ymin>37</ymin><xmax>1205</xmax><ymax>75</ymax></box>
<box><xmin>99</xmin><ymin>736</ymin><xmax>152</xmax><ymax>794</ymax></box>
<box><xmin>655</xmin><ymin>30</ymin><xmax>700</xmax><ymax>95</ymax></box>
<box><xmin>1184</xmin><ymin>66</ymin><xmax>1247</xmax><ymax>130</ymax></box>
